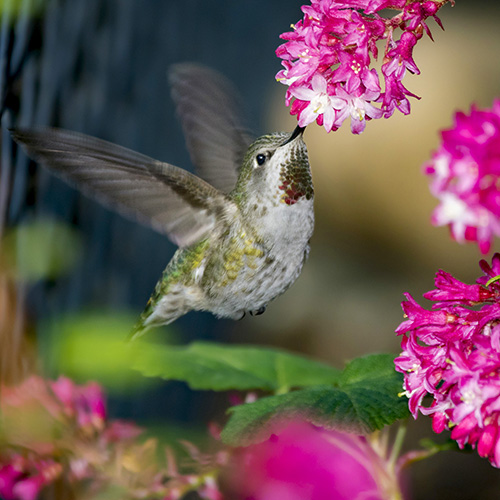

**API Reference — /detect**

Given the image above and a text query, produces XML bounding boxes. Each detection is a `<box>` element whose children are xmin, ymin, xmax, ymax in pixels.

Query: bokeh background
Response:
<box><xmin>1</xmin><ymin>0</ymin><xmax>500</xmax><ymax>498</ymax></box>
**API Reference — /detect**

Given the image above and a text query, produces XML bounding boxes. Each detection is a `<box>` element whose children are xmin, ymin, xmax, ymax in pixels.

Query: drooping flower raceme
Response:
<box><xmin>222</xmin><ymin>421</ymin><xmax>404</xmax><ymax>499</ymax></box>
<box><xmin>395</xmin><ymin>254</ymin><xmax>500</xmax><ymax>467</ymax></box>
<box><xmin>276</xmin><ymin>0</ymin><xmax>452</xmax><ymax>134</ymax></box>
<box><xmin>424</xmin><ymin>100</ymin><xmax>500</xmax><ymax>254</ymax></box>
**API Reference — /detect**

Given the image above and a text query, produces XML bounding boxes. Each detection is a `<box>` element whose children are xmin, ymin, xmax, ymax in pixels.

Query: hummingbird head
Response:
<box><xmin>232</xmin><ymin>126</ymin><xmax>313</xmax><ymax>209</ymax></box>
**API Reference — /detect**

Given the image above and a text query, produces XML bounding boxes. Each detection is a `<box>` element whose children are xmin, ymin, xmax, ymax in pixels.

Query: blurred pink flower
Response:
<box><xmin>223</xmin><ymin>421</ymin><xmax>403</xmax><ymax>499</ymax></box>
<box><xmin>276</xmin><ymin>0</ymin><xmax>452</xmax><ymax>133</ymax></box>
<box><xmin>424</xmin><ymin>100</ymin><xmax>500</xmax><ymax>254</ymax></box>
<box><xmin>0</xmin><ymin>375</ymin><xmax>224</xmax><ymax>500</ymax></box>
<box><xmin>0</xmin><ymin>376</ymin><xmax>116</xmax><ymax>498</ymax></box>
<box><xmin>50</xmin><ymin>376</ymin><xmax>107</xmax><ymax>431</ymax></box>
<box><xmin>395</xmin><ymin>254</ymin><xmax>500</xmax><ymax>467</ymax></box>
<box><xmin>0</xmin><ymin>456</ymin><xmax>62</xmax><ymax>500</ymax></box>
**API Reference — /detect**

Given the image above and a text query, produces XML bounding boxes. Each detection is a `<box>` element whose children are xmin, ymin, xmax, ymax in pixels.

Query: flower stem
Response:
<box><xmin>389</xmin><ymin>422</ymin><xmax>407</xmax><ymax>468</ymax></box>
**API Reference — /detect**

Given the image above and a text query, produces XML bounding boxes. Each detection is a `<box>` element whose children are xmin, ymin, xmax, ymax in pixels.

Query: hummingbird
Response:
<box><xmin>10</xmin><ymin>63</ymin><xmax>314</xmax><ymax>340</ymax></box>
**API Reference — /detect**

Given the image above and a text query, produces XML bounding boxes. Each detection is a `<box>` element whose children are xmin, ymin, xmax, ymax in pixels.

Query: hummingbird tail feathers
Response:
<box><xmin>127</xmin><ymin>319</ymin><xmax>152</xmax><ymax>342</ymax></box>
<box><xmin>127</xmin><ymin>298</ymin><xmax>190</xmax><ymax>342</ymax></box>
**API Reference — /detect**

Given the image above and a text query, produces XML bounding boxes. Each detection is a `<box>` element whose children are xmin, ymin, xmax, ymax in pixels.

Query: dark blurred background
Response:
<box><xmin>1</xmin><ymin>1</ymin><xmax>500</xmax><ymax>498</ymax></box>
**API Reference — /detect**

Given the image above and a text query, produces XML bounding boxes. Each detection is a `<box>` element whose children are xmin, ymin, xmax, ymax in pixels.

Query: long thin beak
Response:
<box><xmin>282</xmin><ymin>125</ymin><xmax>305</xmax><ymax>145</ymax></box>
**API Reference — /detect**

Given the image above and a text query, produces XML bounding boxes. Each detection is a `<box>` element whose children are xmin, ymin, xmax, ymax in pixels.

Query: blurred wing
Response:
<box><xmin>169</xmin><ymin>63</ymin><xmax>254</xmax><ymax>193</ymax></box>
<box><xmin>11</xmin><ymin>127</ymin><xmax>230</xmax><ymax>248</ymax></box>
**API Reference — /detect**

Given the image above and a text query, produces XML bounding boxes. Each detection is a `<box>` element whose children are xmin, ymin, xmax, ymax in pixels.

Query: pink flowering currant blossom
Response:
<box><xmin>223</xmin><ymin>421</ymin><xmax>404</xmax><ymax>499</ymax></box>
<box><xmin>394</xmin><ymin>254</ymin><xmax>500</xmax><ymax>467</ymax></box>
<box><xmin>424</xmin><ymin>100</ymin><xmax>500</xmax><ymax>254</ymax></box>
<box><xmin>276</xmin><ymin>0</ymin><xmax>452</xmax><ymax>133</ymax></box>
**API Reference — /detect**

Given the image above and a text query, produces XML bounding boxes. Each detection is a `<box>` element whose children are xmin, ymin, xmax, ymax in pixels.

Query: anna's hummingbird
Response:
<box><xmin>11</xmin><ymin>64</ymin><xmax>314</xmax><ymax>340</ymax></box>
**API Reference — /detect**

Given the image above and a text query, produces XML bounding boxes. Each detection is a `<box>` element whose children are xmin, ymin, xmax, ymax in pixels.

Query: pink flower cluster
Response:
<box><xmin>0</xmin><ymin>376</ymin><xmax>140</xmax><ymax>500</ymax></box>
<box><xmin>0</xmin><ymin>459</ymin><xmax>63</xmax><ymax>500</ymax></box>
<box><xmin>0</xmin><ymin>376</ymin><xmax>222</xmax><ymax>500</ymax></box>
<box><xmin>424</xmin><ymin>100</ymin><xmax>500</xmax><ymax>254</ymax></box>
<box><xmin>276</xmin><ymin>0</ymin><xmax>451</xmax><ymax>133</ymax></box>
<box><xmin>223</xmin><ymin>421</ymin><xmax>403</xmax><ymax>499</ymax></box>
<box><xmin>395</xmin><ymin>254</ymin><xmax>500</xmax><ymax>467</ymax></box>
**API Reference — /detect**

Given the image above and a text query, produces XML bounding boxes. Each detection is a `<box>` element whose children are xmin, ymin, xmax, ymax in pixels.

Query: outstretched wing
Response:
<box><xmin>11</xmin><ymin>127</ymin><xmax>231</xmax><ymax>248</ymax></box>
<box><xmin>169</xmin><ymin>63</ymin><xmax>254</xmax><ymax>193</ymax></box>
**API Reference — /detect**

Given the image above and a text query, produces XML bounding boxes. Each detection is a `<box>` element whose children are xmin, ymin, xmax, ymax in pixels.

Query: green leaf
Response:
<box><xmin>220</xmin><ymin>354</ymin><xmax>409</xmax><ymax>446</ymax></box>
<box><xmin>134</xmin><ymin>341</ymin><xmax>341</xmax><ymax>392</ymax></box>
<box><xmin>45</xmin><ymin>311</ymin><xmax>158</xmax><ymax>393</ymax></box>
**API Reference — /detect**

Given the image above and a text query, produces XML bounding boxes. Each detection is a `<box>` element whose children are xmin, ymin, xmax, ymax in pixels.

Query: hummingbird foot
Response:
<box><xmin>238</xmin><ymin>311</ymin><xmax>246</xmax><ymax>320</ymax></box>
<box><xmin>250</xmin><ymin>306</ymin><xmax>266</xmax><ymax>316</ymax></box>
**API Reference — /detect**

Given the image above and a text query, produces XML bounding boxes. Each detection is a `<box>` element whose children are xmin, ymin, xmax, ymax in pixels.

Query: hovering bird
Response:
<box><xmin>11</xmin><ymin>64</ymin><xmax>314</xmax><ymax>340</ymax></box>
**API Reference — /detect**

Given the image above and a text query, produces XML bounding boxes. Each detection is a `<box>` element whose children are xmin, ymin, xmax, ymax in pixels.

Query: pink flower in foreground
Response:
<box><xmin>276</xmin><ymin>0</ymin><xmax>452</xmax><ymax>133</ymax></box>
<box><xmin>424</xmin><ymin>100</ymin><xmax>500</xmax><ymax>254</ymax></box>
<box><xmin>395</xmin><ymin>254</ymin><xmax>500</xmax><ymax>467</ymax></box>
<box><xmin>223</xmin><ymin>421</ymin><xmax>403</xmax><ymax>500</ymax></box>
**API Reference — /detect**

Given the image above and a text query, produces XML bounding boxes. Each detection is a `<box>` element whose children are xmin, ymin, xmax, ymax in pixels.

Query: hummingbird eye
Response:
<box><xmin>255</xmin><ymin>153</ymin><xmax>266</xmax><ymax>166</ymax></box>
